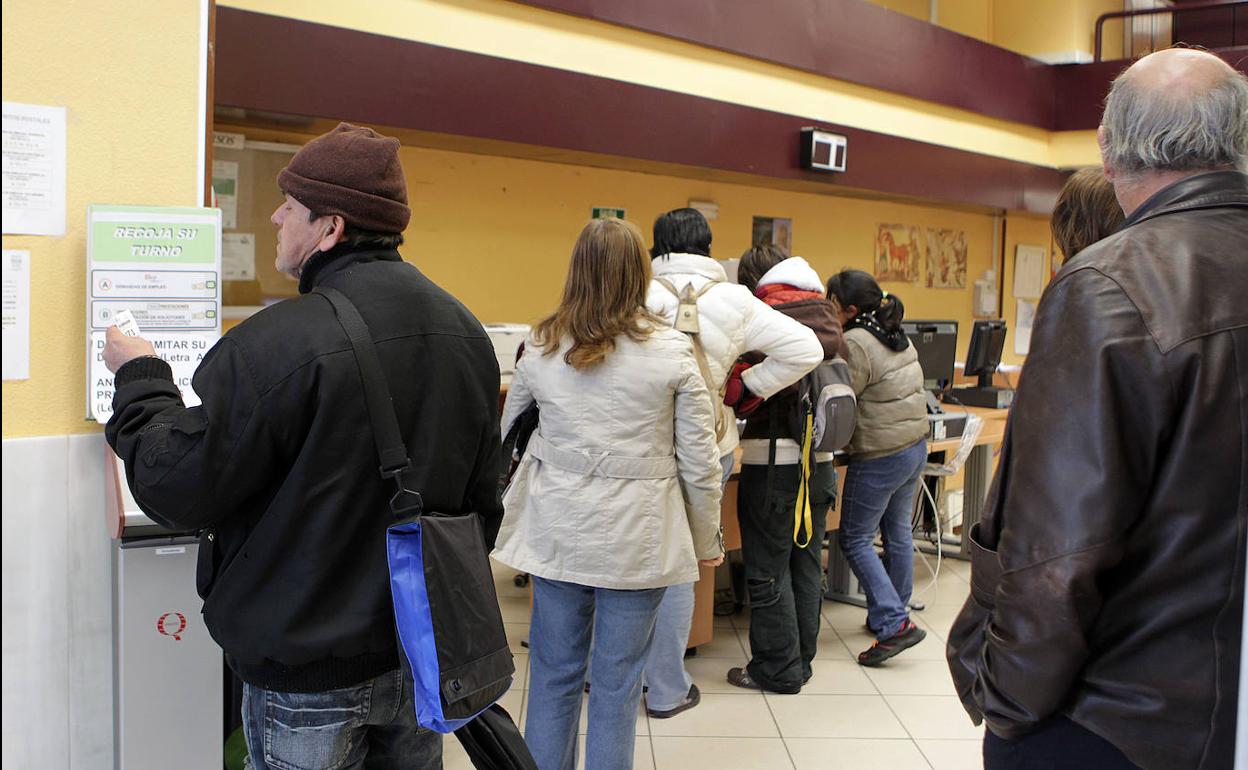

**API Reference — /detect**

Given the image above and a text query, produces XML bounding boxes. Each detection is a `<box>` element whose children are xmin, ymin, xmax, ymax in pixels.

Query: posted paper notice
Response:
<box><xmin>212</xmin><ymin>159</ymin><xmax>239</xmax><ymax>230</ymax></box>
<box><xmin>1013</xmin><ymin>244</ymin><xmax>1046</xmax><ymax>300</ymax></box>
<box><xmin>2</xmin><ymin>102</ymin><xmax>67</xmax><ymax>236</ymax></box>
<box><xmin>222</xmin><ymin>232</ymin><xmax>256</xmax><ymax>281</ymax></box>
<box><xmin>1015</xmin><ymin>299</ymin><xmax>1037</xmax><ymax>356</ymax></box>
<box><xmin>3</xmin><ymin>250</ymin><xmax>31</xmax><ymax>380</ymax></box>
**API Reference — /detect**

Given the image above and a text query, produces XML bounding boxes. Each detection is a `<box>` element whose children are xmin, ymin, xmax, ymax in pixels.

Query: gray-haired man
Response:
<box><xmin>948</xmin><ymin>48</ymin><xmax>1248</xmax><ymax>770</ymax></box>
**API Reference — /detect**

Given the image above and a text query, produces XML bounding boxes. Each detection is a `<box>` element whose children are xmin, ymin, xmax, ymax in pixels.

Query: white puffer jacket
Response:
<box><xmin>647</xmin><ymin>253</ymin><xmax>823</xmax><ymax>455</ymax></box>
<box><xmin>492</xmin><ymin>326</ymin><xmax>724</xmax><ymax>590</ymax></box>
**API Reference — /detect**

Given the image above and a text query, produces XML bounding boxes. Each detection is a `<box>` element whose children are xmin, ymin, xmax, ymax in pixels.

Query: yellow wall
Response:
<box><xmin>939</xmin><ymin>0</ymin><xmax>994</xmax><ymax>42</ymax></box>
<box><xmin>1</xmin><ymin>0</ymin><xmax>203</xmax><ymax>438</ymax></box>
<box><xmin>866</xmin><ymin>0</ymin><xmax>1123</xmax><ymax>61</ymax></box>
<box><xmin>224</xmin><ymin>127</ymin><xmax>1002</xmax><ymax>360</ymax></box>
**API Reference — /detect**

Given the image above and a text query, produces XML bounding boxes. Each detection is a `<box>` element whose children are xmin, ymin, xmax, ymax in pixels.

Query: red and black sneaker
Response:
<box><xmin>857</xmin><ymin>620</ymin><xmax>926</xmax><ymax>667</ymax></box>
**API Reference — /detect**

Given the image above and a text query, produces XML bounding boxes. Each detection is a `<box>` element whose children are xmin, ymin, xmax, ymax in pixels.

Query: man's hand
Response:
<box><xmin>104</xmin><ymin>325</ymin><xmax>158</xmax><ymax>373</ymax></box>
<box><xmin>698</xmin><ymin>555</ymin><xmax>725</xmax><ymax>568</ymax></box>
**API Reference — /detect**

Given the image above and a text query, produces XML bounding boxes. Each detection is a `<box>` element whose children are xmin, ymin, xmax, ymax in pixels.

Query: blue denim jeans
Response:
<box><xmin>526</xmin><ymin>576</ymin><xmax>665</xmax><ymax>770</ymax></box>
<box><xmin>643</xmin><ymin>453</ymin><xmax>735</xmax><ymax>710</ymax></box>
<box><xmin>838</xmin><ymin>440</ymin><xmax>928</xmax><ymax>640</ymax></box>
<box><xmin>241</xmin><ymin>668</ymin><xmax>441</xmax><ymax>770</ymax></box>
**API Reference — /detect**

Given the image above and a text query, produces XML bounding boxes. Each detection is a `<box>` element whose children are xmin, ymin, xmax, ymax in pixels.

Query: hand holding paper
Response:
<box><xmin>103</xmin><ymin>325</ymin><xmax>157</xmax><ymax>373</ymax></box>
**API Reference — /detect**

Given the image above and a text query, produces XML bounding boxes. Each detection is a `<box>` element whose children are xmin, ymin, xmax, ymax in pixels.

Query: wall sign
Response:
<box><xmin>86</xmin><ymin>205</ymin><xmax>222</xmax><ymax>422</ymax></box>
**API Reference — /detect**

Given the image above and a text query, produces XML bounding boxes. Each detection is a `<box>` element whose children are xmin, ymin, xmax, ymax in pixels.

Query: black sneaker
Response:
<box><xmin>857</xmin><ymin>620</ymin><xmax>927</xmax><ymax>667</ymax></box>
<box><xmin>646</xmin><ymin>684</ymin><xmax>700</xmax><ymax>719</ymax></box>
<box><xmin>726</xmin><ymin>667</ymin><xmax>761</xmax><ymax>690</ymax></box>
<box><xmin>727</xmin><ymin>666</ymin><xmax>801</xmax><ymax>694</ymax></box>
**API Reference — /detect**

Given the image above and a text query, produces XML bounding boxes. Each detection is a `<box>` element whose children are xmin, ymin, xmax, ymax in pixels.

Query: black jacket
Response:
<box><xmin>947</xmin><ymin>171</ymin><xmax>1248</xmax><ymax>769</ymax></box>
<box><xmin>106</xmin><ymin>245</ymin><xmax>503</xmax><ymax>692</ymax></box>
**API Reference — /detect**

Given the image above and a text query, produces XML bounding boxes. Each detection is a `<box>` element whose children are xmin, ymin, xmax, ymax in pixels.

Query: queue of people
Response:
<box><xmin>98</xmin><ymin>45</ymin><xmax>1247</xmax><ymax>770</ymax></box>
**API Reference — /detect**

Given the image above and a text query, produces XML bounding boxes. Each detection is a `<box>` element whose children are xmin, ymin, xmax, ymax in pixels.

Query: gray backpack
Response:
<box><xmin>790</xmin><ymin>357</ymin><xmax>857</xmax><ymax>453</ymax></box>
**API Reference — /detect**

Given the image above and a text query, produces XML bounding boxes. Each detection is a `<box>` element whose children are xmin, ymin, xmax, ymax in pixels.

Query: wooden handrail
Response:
<box><xmin>1095</xmin><ymin>0</ymin><xmax>1245</xmax><ymax>62</ymax></box>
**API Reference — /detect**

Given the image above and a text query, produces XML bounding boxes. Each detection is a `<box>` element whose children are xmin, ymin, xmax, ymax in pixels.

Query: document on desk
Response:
<box><xmin>1015</xmin><ymin>299</ymin><xmax>1036</xmax><ymax>356</ymax></box>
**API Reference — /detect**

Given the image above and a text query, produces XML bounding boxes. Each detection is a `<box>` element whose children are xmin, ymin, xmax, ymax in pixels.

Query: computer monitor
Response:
<box><xmin>964</xmin><ymin>319</ymin><xmax>1007</xmax><ymax>387</ymax></box>
<box><xmin>902</xmin><ymin>320</ymin><xmax>957</xmax><ymax>392</ymax></box>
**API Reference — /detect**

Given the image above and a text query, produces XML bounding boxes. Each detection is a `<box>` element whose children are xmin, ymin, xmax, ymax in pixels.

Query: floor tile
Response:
<box><xmin>885</xmin><ymin>695</ymin><xmax>984</xmax><ymax>740</ymax></box>
<box><xmin>786</xmin><ymin>738</ymin><xmax>932</xmax><ymax>770</ymax></box>
<box><xmin>498</xmin><ymin>595</ymin><xmax>533</xmax><ymax>624</ymax></box>
<box><xmin>862</xmin><ymin>659</ymin><xmax>958</xmax><ymax>696</ymax></box>
<box><xmin>909</xmin><ymin>605</ymin><xmax>963</xmax><ymax>640</ymax></box>
<box><xmin>917</xmin><ymin>738</ymin><xmax>984</xmax><ymax>770</ymax></box>
<box><xmin>647</xmin><ymin>693</ymin><xmax>779</xmax><ymax>738</ymax></box>
<box><xmin>693</xmin><ymin>627</ymin><xmax>747</xmax><ymax>658</ymax></box>
<box><xmin>652</xmin><ymin>736</ymin><xmax>793</xmax><ymax>769</ymax></box>
<box><xmin>504</xmin><ymin>622</ymin><xmax>530</xmax><ymax>655</ymax></box>
<box><xmin>766</xmin><ymin>694</ymin><xmax>908</xmax><ymax>739</ymax></box>
<box><xmin>800</xmin><ymin>660</ymin><xmax>878</xmax><ymax>695</ymax></box>
<box><xmin>682</xmin><ymin>655</ymin><xmax>750</xmax><ymax>694</ymax></box>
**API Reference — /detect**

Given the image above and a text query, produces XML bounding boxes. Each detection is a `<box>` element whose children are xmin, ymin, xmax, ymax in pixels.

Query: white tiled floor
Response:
<box><xmin>444</xmin><ymin>555</ymin><xmax>985</xmax><ymax>770</ymax></box>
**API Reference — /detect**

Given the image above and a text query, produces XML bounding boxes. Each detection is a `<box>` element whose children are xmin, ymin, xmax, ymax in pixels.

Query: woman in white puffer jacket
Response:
<box><xmin>493</xmin><ymin>218</ymin><xmax>725</xmax><ymax>770</ymax></box>
<box><xmin>641</xmin><ymin>208</ymin><xmax>822</xmax><ymax>718</ymax></box>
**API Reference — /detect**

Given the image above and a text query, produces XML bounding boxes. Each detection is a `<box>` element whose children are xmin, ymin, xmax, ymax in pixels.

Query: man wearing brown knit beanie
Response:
<box><xmin>102</xmin><ymin>123</ymin><xmax>504</xmax><ymax>768</ymax></box>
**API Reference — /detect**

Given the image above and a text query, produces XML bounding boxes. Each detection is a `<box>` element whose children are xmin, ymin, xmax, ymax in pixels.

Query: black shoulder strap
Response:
<box><xmin>316</xmin><ymin>286</ymin><xmax>422</xmax><ymax>516</ymax></box>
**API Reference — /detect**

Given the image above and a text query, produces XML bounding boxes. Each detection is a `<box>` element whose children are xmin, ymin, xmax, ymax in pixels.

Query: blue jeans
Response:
<box><xmin>838</xmin><ymin>440</ymin><xmax>928</xmax><ymax>640</ymax></box>
<box><xmin>643</xmin><ymin>453</ymin><xmax>735</xmax><ymax>710</ymax></box>
<box><xmin>527</xmin><ymin>576</ymin><xmax>665</xmax><ymax>770</ymax></box>
<box><xmin>242</xmin><ymin>668</ymin><xmax>441</xmax><ymax>770</ymax></box>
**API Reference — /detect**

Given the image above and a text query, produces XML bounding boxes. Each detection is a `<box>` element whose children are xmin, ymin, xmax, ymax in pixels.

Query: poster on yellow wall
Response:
<box><xmin>86</xmin><ymin>205</ymin><xmax>222</xmax><ymax>422</ymax></box>
<box><xmin>874</xmin><ymin>224</ymin><xmax>921</xmax><ymax>282</ymax></box>
<box><xmin>925</xmin><ymin>228</ymin><xmax>968</xmax><ymax>289</ymax></box>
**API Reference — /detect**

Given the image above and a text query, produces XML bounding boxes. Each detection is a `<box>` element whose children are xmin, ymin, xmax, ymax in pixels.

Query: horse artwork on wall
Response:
<box><xmin>874</xmin><ymin>224</ymin><xmax>922</xmax><ymax>283</ymax></box>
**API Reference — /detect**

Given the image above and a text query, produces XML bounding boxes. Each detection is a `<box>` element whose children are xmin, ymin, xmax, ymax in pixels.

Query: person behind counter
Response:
<box><xmin>642</xmin><ymin>208</ymin><xmax>822</xmax><ymax>718</ymax></box>
<box><xmin>727</xmin><ymin>244</ymin><xmax>845</xmax><ymax>693</ymax></box>
<box><xmin>492</xmin><ymin>218</ymin><xmax>725</xmax><ymax>770</ymax></box>
<box><xmin>1050</xmin><ymin>168</ymin><xmax>1125</xmax><ymax>266</ymax></box>
<box><xmin>825</xmin><ymin>269</ymin><xmax>929</xmax><ymax>667</ymax></box>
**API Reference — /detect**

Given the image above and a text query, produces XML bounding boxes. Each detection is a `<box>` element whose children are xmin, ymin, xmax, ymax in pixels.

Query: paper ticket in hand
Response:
<box><xmin>113</xmin><ymin>309</ymin><xmax>141</xmax><ymax>337</ymax></box>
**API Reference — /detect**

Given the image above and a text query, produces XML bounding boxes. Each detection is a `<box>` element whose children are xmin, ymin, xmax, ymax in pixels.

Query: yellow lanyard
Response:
<box><xmin>793</xmin><ymin>410</ymin><xmax>814</xmax><ymax>547</ymax></box>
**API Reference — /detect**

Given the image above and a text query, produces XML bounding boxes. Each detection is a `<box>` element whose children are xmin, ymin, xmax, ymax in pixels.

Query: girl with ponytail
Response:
<box><xmin>824</xmin><ymin>269</ymin><xmax>930</xmax><ymax>667</ymax></box>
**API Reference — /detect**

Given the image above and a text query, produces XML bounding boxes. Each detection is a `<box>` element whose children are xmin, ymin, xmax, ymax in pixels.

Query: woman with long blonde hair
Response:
<box><xmin>493</xmin><ymin>218</ymin><xmax>724</xmax><ymax>770</ymax></box>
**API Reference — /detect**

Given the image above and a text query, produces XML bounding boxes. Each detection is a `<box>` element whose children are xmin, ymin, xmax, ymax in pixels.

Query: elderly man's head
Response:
<box><xmin>1099</xmin><ymin>48</ymin><xmax>1248</xmax><ymax>210</ymax></box>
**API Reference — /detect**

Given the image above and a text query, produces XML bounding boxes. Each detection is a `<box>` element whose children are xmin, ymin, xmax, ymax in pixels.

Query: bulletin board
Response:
<box><xmin>213</xmin><ymin>140</ymin><xmax>300</xmax><ymax>307</ymax></box>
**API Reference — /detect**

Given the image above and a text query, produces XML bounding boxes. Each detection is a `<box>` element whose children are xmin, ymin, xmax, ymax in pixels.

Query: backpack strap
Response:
<box><xmin>655</xmin><ymin>277</ymin><xmax>728</xmax><ymax>441</ymax></box>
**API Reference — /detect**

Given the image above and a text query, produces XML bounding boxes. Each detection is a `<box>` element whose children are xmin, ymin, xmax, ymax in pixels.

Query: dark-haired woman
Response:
<box><xmin>825</xmin><ymin>269</ymin><xmax>929</xmax><ymax>667</ymax></box>
<box><xmin>494</xmin><ymin>218</ymin><xmax>725</xmax><ymax>770</ymax></box>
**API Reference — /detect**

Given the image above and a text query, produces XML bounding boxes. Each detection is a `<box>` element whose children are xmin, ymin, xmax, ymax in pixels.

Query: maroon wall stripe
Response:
<box><xmin>513</xmin><ymin>0</ymin><xmax>1248</xmax><ymax>131</ymax></box>
<box><xmin>215</xmin><ymin>8</ymin><xmax>1066</xmax><ymax>213</ymax></box>
<box><xmin>514</xmin><ymin>0</ymin><xmax>1058</xmax><ymax>129</ymax></box>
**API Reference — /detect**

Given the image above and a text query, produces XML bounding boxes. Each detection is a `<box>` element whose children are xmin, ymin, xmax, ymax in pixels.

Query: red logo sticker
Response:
<box><xmin>157</xmin><ymin>611</ymin><xmax>187</xmax><ymax>641</ymax></box>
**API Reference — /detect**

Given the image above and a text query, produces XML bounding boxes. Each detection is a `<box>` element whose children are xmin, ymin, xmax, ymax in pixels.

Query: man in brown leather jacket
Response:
<box><xmin>947</xmin><ymin>48</ymin><xmax>1248</xmax><ymax>770</ymax></box>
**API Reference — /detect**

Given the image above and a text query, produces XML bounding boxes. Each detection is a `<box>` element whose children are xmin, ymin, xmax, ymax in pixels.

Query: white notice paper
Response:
<box><xmin>2</xmin><ymin>103</ymin><xmax>67</xmax><ymax>236</ymax></box>
<box><xmin>2</xmin><ymin>250</ymin><xmax>31</xmax><ymax>379</ymax></box>
<box><xmin>212</xmin><ymin>159</ymin><xmax>239</xmax><ymax>229</ymax></box>
<box><xmin>1015</xmin><ymin>299</ymin><xmax>1037</xmax><ymax>356</ymax></box>
<box><xmin>222</xmin><ymin>232</ymin><xmax>256</xmax><ymax>281</ymax></box>
<box><xmin>1013</xmin><ymin>244</ymin><xmax>1046</xmax><ymax>299</ymax></box>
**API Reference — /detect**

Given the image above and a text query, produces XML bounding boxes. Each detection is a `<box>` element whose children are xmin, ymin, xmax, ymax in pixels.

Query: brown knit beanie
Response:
<box><xmin>277</xmin><ymin>123</ymin><xmax>411</xmax><ymax>233</ymax></box>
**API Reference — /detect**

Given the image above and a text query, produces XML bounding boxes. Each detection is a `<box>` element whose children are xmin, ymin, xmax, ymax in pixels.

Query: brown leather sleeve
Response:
<box><xmin>946</xmin><ymin>267</ymin><xmax>1173</xmax><ymax>739</ymax></box>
